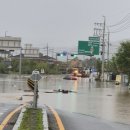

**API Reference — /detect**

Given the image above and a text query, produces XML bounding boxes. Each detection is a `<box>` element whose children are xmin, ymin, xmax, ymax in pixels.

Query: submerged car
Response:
<box><xmin>63</xmin><ymin>75</ymin><xmax>77</xmax><ymax>80</ymax></box>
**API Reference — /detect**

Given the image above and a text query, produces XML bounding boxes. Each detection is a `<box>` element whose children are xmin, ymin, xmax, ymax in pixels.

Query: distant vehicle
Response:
<box><xmin>32</xmin><ymin>70</ymin><xmax>40</xmax><ymax>75</ymax></box>
<box><xmin>72</xmin><ymin>68</ymin><xmax>79</xmax><ymax>76</ymax></box>
<box><xmin>63</xmin><ymin>75</ymin><xmax>77</xmax><ymax>80</ymax></box>
<box><xmin>80</xmin><ymin>69</ymin><xmax>90</xmax><ymax>78</ymax></box>
<box><xmin>77</xmin><ymin>73</ymin><xmax>82</xmax><ymax>77</ymax></box>
<box><xmin>71</xmin><ymin>68</ymin><xmax>82</xmax><ymax>77</ymax></box>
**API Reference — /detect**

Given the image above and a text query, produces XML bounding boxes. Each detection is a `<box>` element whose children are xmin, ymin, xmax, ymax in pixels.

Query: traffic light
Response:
<box><xmin>57</xmin><ymin>53</ymin><xmax>61</xmax><ymax>56</ymax></box>
<box><xmin>100</xmin><ymin>51</ymin><xmax>103</xmax><ymax>55</ymax></box>
<box><xmin>71</xmin><ymin>54</ymin><xmax>77</xmax><ymax>57</ymax></box>
<box><xmin>60</xmin><ymin>53</ymin><xmax>63</xmax><ymax>56</ymax></box>
<box><xmin>57</xmin><ymin>53</ymin><xmax>64</xmax><ymax>56</ymax></box>
<box><xmin>62</xmin><ymin>51</ymin><xmax>67</xmax><ymax>56</ymax></box>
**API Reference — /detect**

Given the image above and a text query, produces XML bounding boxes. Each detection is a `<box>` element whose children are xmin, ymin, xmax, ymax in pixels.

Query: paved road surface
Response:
<box><xmin>57</xmin><ymin>109</ymin><xmax>130</xmax><ymax>130</ymax></box>
<box><xmin>0</xmin><ymin>103</ymin><xmax>18</xmax><ymax>124</ymax></box>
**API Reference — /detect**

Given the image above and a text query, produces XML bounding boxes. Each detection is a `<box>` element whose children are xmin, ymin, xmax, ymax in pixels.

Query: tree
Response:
<box><xmin>11</xmin><ymin>59</ymin><xmax>19</xmax><ymax>73</ymax></box>
<box><xmin>95</xmin><ymin>58</ymin><xmax>102</xmax><ymax>80</ymax></box>
<box><xmin>109</xmin><ymin>56</ymin><xmax>118</xmax><ymax>74</ymax></box>
<box><xmin>21</xmin><ymin>59</ymin><xmax>37</xmax><ymax>74</ymax></box>
<box><xmin>0</xmin><ymin>62</ymin><xmax>8</xmax><ymax>73</ymax></box>
<box><xmin>115</xmin><ymin>41</ymin><xmax>130</xmax><ymax>82</ymax></box>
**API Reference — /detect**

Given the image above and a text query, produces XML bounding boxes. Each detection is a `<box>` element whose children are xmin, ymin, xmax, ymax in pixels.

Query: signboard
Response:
<box><xmin>30</xmin><ymin>70</ymin><xmax>42</xmax><ymax>81</ymax></box>
<box><xmin>78</xmin><ymin>41</ymin><xmax>100</xmax><ymax>55</ymax></box>
<box><xmin>89</xmin><ymin>36</ymin><xmax>100</xmax><ymax>42</ymax></box>
<box><xmin>115</xmin><ymin>75</ymin><xmax>121</xmax><ymax>84</ymax></box>
<box><xmin>78</xmin><ymin>41</ymin><xmax>91</xmax><ymax>55</ymax></box>
<box><xmin>41</xmin><ymin>69</ymin><xmax>45</xmax><ymax>74</ymax></box>
<box><xmin>88</xmin><ymin>41</ymin><xmax>100</xmax><ymax>55</ymax></box>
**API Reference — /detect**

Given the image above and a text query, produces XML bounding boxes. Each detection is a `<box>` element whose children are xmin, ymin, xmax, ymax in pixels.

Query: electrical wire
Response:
<box><xmin>110</xmin><ymin>23</ymin><xmax>130</xmax><ymax>33</ymax></box>
<box><xmin>109</xmin><ymin>17</ymin><xmax>130</xmax><ymax>33</ymax></box>
<box><xmin>108</xmin><ymin>13</ymin><xmax>130</xmax><ymax>27</ymax></box>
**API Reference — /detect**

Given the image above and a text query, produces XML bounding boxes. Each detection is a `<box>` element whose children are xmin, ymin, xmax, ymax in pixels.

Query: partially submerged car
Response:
<box><xmin>63</xmin><ymin>75</ymin><xmax>77</xmax><ymax>80</ymax></box>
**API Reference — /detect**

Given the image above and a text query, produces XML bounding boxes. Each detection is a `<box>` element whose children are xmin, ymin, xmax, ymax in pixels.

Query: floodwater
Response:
<box><xmin>0</xmin><ymin>74</ymin><xmax>130</xmax><ymax>125</ymax></box>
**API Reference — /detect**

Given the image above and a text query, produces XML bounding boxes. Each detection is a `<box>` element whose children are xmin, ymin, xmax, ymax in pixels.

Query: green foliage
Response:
<box><xmin>95</xmin><ymin>58</ymin><xmax>102</xmax><ymax>79</ymax></box>
<box><xmin>109</xmin><ymin>56</ymin><xmax>118</xmax><ymax>74</ymax></box>
<box><xmin>0</xmin><ymin>62</ymin><xmax>8</xmax><ymax>73</ymax></box>
<box><xmin>11</xmin><ymin>59</ymin><xmax>19</xmax><ymax>73</ymax></box>
<box><xmin>2</xmin><ymin>59</ymin><xmax>61</xmax><ymax>74</ymax></box>
<box><xmin>18</xmin><ymin>108</ymin><xmax>43</xmax><ymax>130</ymax></box>
<box><xmin>116</xmin><ymin>41</ymin><xmax>130</xmax><ymax>73</ymax></box>
<box><xmin>95</xmin><ymin>58</ymin><xmax>101</xmax><ymax>73</ymax></box>
<box><xmin>21</xmin><ymin>59</ymin><xmax>37</xmax><ymax>74</ymax></box>
<box><xmin>109</xmin><ymin>41</ymin><xmax>130</xmax><ymax>82</ymax></box>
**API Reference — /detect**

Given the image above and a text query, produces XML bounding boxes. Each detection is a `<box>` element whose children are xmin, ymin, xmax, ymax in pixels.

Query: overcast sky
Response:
<box><xmin>1</xmin><ymin>0</ymin><xmax>130</xmax><ymax>55</ymax></box>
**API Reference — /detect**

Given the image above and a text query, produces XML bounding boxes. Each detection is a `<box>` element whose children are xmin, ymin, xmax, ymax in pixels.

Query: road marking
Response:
<box><xmin>0</xmin><ymin>104</ymin><xmax>26</xmax><ymax>130</ymax></box>
<box><xmin>49</xmin><ymin>107</ymin><xmax>65</xmax><ymax>130</ymax></box>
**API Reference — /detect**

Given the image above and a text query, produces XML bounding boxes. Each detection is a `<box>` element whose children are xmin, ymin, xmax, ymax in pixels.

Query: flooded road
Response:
<box><xmin>0</xmin><ymin>74</ymin><xmax>130</xmax><ymax>125</ymax></box>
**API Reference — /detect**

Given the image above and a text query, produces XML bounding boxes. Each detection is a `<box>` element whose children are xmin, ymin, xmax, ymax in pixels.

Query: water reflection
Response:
<box><xmin>0</xmin><ymin>74</ymin><xmax>28</xmax><ymax>93</ymax></box>
<box><xmin>39</xmin><ymin>75</ymin><xmax>130</xmax><ymax>124</ymax></box>
<box><xmin>0</xmin><ymin>74</ymin><xmax>130</xmax><ymax>124</ymax></box>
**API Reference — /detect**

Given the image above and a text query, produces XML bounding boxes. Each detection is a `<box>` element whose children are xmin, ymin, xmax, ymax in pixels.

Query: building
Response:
<box><xmin>0</xmin><ymin>36</ymin><xmax>21</xmax><ymax>50</ymax></box>
<box><xmin>23</xmin><ymin>44</ymin><xmax>39</xmax><ymax>58</ymax></box>
<box><xmin>0</xmin><ymin>36</ymin><xmax>21</xmax><ymax>59</ymax></box>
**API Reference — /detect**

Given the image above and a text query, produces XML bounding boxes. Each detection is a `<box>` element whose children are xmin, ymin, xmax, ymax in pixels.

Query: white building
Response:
<box><xmin>0</xmin><ymin>36</ymin><xmax>21</xmax><ymax>58</ymax></box>
<box><xmin>0</xmin><ymin>36</ymin><xmax>21</xmax><ymax>50</ymax></box>
<box><xmin>23</xmin><ymin>44</ymin><xmax>39</xmax><ymax>58</ymax></box>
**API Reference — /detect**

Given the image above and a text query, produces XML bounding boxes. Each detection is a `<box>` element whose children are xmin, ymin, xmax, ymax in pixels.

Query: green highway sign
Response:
<box><xmin>78</xmin><ymin>41</ymin><xmax>100</xmax><ymax>55</ymax></box>
<box><xmin>88</xmin><ymin>36</ymin><xmax>100</xmax><ymax>55</ymax></box>
<box><xmin>89</xmin><ymin>36</ymin><xmax>100</xmax><ymax>42</ymax></box>
<box><xmin>78</xmin><ymin>41</ymin><xmax>91</xmax><ymax>55</ymax></box>
<box><xmin>88</xmin><ymin>41</ymin><xmax>100</xmax><ymax>55</ymax></box>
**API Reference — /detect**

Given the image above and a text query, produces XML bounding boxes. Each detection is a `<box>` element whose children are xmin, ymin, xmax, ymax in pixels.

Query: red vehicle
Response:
<box><xmin>63</xmin><ymin>75</ymin><xmax>77</xmax><ymax>80</ymax></box>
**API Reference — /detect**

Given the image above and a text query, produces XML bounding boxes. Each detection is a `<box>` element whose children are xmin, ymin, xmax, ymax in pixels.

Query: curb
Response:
<box><xmin>0</xmin><ymin>104</ymin><xmax>26</xmax><ymax>130</ymax></box>
<box><xmin>49</xmin><ymin>107</ymin><xmax>65</xmax><ymax>130</ymax></box>
<box><xmin>12</xmin><ymin>107</ymin><xmax>26</xmax><ymax>130</ymax></box>
<box><xmin>12</xmin><ymin>106</ymin><xmax>49</xmax><ymax>130</ymax></box>
<box><xmin>42</xmin><ymin>108</ymin><xmax>49</xmax><ymax>130</ymax></box>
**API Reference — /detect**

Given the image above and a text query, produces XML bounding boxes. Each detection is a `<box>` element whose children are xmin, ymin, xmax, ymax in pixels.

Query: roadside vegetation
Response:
<box><xmin>0</xmin><ymin>40</ymin><xmax>130</xmax><ymax>82</ymax></box>
<box><xmin>110</xmin><ymin>41</ymin><xmax>130</xmax><ymax>82</ymax></box>
<box><xmin>18</xmin><ymin>108</ymin><xmax>43</xmax><ymax>130</ymax></box>
<box><xmin>0</xmin><ymin>59</ymin><xmax>61</xmax><ymax>74</ymax></box>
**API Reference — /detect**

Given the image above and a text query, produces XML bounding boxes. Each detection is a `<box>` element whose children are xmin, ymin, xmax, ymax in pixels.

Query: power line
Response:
<box><xmin>108</xmin><ymin>13</ymin><xmax>130</xmax><ymax>27</ymax></box>
<box><xmin>107</xmin><ymin>13</ymin><xmax>130</xmax><ymax>34</ymax></box>
<box><xmin>110</xmin><ymin>23</ymin><xmax>130</xmax><ymax>33</ymax></box>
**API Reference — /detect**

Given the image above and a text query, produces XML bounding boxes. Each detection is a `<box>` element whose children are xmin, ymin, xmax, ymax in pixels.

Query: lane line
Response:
<box><xmin>0</xmin><ymin>104</ymin><xmax>26</xmax><ymax>130</ymax></box>
<box><xmin>49</xmin><ymin>107</ymin><xmax>65</xmax><ymax>130</ymax></box>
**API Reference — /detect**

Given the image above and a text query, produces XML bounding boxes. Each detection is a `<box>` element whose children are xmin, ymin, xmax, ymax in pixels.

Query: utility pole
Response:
<box><xmin>101</xmin><ymin>16</ymin><xmax>106</xmax><ymax>81</ymax></box>
<box><xmin>51</xmin><ymin>49</ymin><xmax>54</xmax><ymax>58</ymax></box>
<box><xmin>107</xmin><ymin>30</ymin><xmax>110</xmax><ymax>81</ymax></box>
<box><xmin>19</xmin><ymin>47</ymin><xmax>22</xmax><ymax>78</ymax></box>
<box><xmin>47</xmin><ymin>43</ymin><xmax>48</xmax><ymax>64</ymax></box>
<box><xmin>5</xmin><ymin>31</ymin><xmax>8</xmax><ymax>37</ymax></box>
<box><xmin>94</xmin><ymin>16</ymin><xmax>106</xmax><ymax>81</ymax></box>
